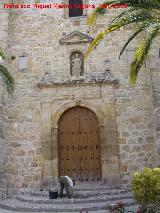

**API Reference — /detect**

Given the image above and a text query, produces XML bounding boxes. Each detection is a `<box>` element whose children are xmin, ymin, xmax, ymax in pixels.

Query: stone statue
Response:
<box><xmin>71</xmin><ymin>53</ymin><xmax>82</xmax><ymax>77</ymax></box>
<box><xmin>42</xmin><ymin>72</ymin><xmax>52</xmax><ymax>83</ymax></box>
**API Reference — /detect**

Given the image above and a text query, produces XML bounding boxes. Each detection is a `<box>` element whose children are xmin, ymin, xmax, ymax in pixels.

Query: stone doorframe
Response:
<box><xmin>41</xmin><ymin>99</ymin><xmax>120</xmax><ymax>187</ymax></box>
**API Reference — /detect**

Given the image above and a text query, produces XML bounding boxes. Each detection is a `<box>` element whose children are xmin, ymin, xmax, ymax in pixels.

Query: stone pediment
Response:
<box><xmin>59</xmin><ymin>30</ymin><xmax>93</xmax><ymax>45</ymax></box>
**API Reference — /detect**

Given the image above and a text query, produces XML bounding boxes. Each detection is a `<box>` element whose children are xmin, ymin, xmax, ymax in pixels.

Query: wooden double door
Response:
<box><xmin>58</xmin><ymin>106</ymin><xmax>102</xmax><ymax>181</ymax></box>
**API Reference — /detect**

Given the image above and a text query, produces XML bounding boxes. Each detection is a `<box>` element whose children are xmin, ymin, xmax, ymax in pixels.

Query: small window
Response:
<box><xmin>69</xmin><ymin>0</ymin><xmax>83</xmax><ymax>17</ymax></box>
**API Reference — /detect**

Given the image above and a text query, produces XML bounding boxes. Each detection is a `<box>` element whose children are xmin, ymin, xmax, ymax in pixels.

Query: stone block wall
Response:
<box><xmin>148</xmin><ymin>48</ymin><xmax>160</xmax><ymax>164</ymax></box>
<box><xmin>115</xmin><ymin>77</ymin><xmax>157</xmax><ymax>186</ymax></box>
<box><xmin>0</xmin><ymin>0</ymin><xmax>159</xmax><ymax>196</ymax></box>
<box><xmin>0</xmin><ymin>0</ymin><xmax>10</xmax><ymax>198</ymax></box>
<box><xmin>0</xmin><ymin>82</ymin><xmax>7</xmax><ymax>199</ymax></box>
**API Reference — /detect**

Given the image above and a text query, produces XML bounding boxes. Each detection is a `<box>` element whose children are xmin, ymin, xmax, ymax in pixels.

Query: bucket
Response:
<box><xmin>49</xmin><ymin>190</ymin><xmax>58</xmax><ymax>199</ymax></box>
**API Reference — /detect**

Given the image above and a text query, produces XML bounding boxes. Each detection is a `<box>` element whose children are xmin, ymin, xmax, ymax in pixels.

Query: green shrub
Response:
<box><xmin>131</xmin><ymin>168</ymin><xmax>160</xmax><ymax>206</ymax></box>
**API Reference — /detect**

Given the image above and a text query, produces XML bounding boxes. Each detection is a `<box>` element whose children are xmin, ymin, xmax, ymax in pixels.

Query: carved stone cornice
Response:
<box><xmin>37</xmin><ymin>80</ymin><xmax>119</xmax><ymax>89</ymax></box>
<box><xmin>37</xmin><ymin>71</ymin><xmax>119</xmax><ymax>89</ymax></box>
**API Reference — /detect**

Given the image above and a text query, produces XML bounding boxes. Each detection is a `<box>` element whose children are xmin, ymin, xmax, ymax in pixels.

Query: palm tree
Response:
<box><xmin>0</xmin><ymin>49</ymin><xmax>15</xmax><ymax>94</ymax></box>
<box><xmin>86</xmin><ymin>0</ymin><xmax>160</xmax><ymax>84</ymax></box>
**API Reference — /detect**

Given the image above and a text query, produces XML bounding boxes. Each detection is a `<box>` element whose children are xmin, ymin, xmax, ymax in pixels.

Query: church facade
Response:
<box><xmin>0</xmin><ymin>0</ymin><xmax>160</xmax><ymax>198</ymax></box>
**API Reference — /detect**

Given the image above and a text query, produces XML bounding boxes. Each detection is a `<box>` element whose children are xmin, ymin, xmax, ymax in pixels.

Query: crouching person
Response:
<box><xmin>59</xmin><ymin>176</ymin><xmax>75</xmax><ymax>199</ymax></box>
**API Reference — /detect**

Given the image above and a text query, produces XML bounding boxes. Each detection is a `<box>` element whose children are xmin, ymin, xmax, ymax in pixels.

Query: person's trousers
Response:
<box><xmin>59</xmin><ymin>176</ymin><xmax>72</xmax><ymax>198</ymax></box>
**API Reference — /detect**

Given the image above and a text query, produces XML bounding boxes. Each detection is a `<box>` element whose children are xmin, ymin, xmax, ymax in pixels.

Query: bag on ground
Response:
<box><xmin>49</xmin><ymin>188</ymin><xmax>58</xmax><ymax>199</ymax></box>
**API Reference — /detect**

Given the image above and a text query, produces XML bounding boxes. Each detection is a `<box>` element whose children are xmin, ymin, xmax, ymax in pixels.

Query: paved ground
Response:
<box><xmin>0</xmin><ymin>206</ymin><xmax>139</xmax><ymax>213</ymax></box>
<box><xmin>0</xmin><ymin>183</ymin><xmax>139</xmax><ymax>213</ymax></box>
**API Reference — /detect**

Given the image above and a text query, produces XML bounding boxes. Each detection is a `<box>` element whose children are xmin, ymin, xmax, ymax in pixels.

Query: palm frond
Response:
<box><xmin>119</xmin><ymin>0</ymin><xmax>160</xmax><ymax>9</ymax></box>
<box><xmin>87</xmin><ymin>1</ymin><xmax>116</xmax><ymax>27</ymax></box>
<box><xmin>85</xmin><ymin>24</ymin><xmax>120</xmax><ymax>57</ymax></box>
<box><xmin>0</xmin><ymin>49</ymin><xmax>6</xmax><ymax>60</ymax></box>
<box><xmin>0</xmin><ymin>64</ymin><xmax>15</xmax><ymax>94</ymax></box>
<box><xmin>87</xmin><ymin>10</ymin><xmax>98</xmax><ymax>27</ymax></box>
<box><xmin>85</xmin><ymin>10</ymin><xmax>155</xmax><ymax>57</ymax></box>
<box><xmin>119</xmin><ymin>23</ymin><xmax>151</xmax><ymax>58</ymax></box>
<box><xmin>34</xmin><ymin>0</ymin><xmax>41</xmax><ymax>3</ymax></box>
<box><xmin>85</xmin><ymin>31</ymin><xmax>107</xmax><ymax>57</ymax></box>
<box><xmin>101</xmin><ymin>0</ymin><xmax>160</xmax><ymax>10</ymax></box>
<box><xmin>88</xmin><ymin>0</ymin><xmax>160</xmax><ymax>27</ymax></box>
<box><xmin>110</xmin><ymin>8</ymin><xmax>137</xmax><ymax>24</ymax></box>
<box><xmin>130</xmin><ymin>26</ymin><xmax>160</xmax><ymax>84</ymax></box>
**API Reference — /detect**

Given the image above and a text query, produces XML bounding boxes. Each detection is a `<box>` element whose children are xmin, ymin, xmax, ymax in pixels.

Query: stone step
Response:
<box><xmin>0</xmin><ymin>206</ymin><xmax>139</xmax><ymax>213</ymax></box>
<box><xmin>17</xmin><ymin>192</ymin><xmax>133</xmax><ymax>204</ymax></box>
<box><xmin>29</xmin><ymin>189</ymin><xmax>130</xmax><ymax>198</ymax></box>
<box><xmin>21</xmin><ymin>183</ymin><xmax>126</xmax><ymax>194</ymax></box>
<box><xmin>0</xmin><ymin>198</ymin><xmax>137</xmax><ymax>212</ymax></box>
<box><xmin>68</xmin><ymin>183</ymin><xmax>121</xmax><ymax>190</ymax></box>
<box><xmin>39</xmin><ymin>183</ymin><xmax>124</xmax><ymax>192</ymax></box>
